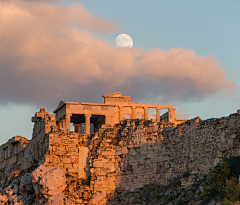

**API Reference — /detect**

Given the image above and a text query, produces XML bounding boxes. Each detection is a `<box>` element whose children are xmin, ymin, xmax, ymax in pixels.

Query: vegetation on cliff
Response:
<box><xmin>108</xmin><ymin>156</ymin><xmax>240</xmax><ymax>205</ymax></box>
<box><xmin>203</xmin><ymin>156</ymin><xmax>240</xmax><ymax>205</ymax></box>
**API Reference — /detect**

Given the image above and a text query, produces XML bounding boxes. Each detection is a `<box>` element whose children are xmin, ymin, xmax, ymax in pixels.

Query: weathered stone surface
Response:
<box><xmin>32</xmin><ymin>165</ymin><xmax>67</xmax><ymax>197</ymax></box>
<box><xmin>19</xmin><ymin>173</ymin><xmax>33</xmax><ymax>196</ymax></box>
<box><xmin>46</xmin><ymin>193</ymin><xmax>74</xmax><ymax>205</ymax></box>
<box><xmin>88</xmin><ymin>191</ymin><xmax>107</xmax><ymax>205</ymax></box>
<box><xmin>1</xmin><ymin>95</ymin><xmax>240</xmax><ymax>204</ymax></box>
<box><xmin>0</xmin><ymin>192</ymin><xmax>8</xmax><ymax>203</ymax></box>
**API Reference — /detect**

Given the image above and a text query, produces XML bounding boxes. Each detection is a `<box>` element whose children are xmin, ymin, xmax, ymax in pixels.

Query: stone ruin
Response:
<box><xmin>0</xmin><ymin>92</ymin><xmax>186</xmax><ymax>182</ymax></box>
<box><xmin>1</xmin><ymin>92</ymin><xmax>240</xmax><ymax>204</ymax></box>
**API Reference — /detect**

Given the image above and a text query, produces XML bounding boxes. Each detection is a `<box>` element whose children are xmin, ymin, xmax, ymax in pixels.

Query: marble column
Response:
<box><xmin>132</xmin><ymin>107</ymin><xmax>136</xmax><ymax>119</ymax></box>
<box><xmin>74</xmin><ymin>124</ymin><xmax>80</xmax><ymax>133</ymax></box>
<box><xmin>85</xmin><ymin>114</ymin><xmax>91</xmax><ymax>135</ymax></box>
<box><xmin>62</xmin><ymin>118</ymin><xmax>66</xmax><ymax>128</ymax></box>
<box><xmin>168</xmin><ymin>108</ymin><xmax>176</xmax><ymax>122</ymax></box>
<box><xmin>144</xmin><ymin>107</ymin><xmax>149</xmax><ymax>120</ymax></box>
<box><xmin>65</xmin><ymin>114</ymin><xmax>72</xmax><ymax>130</ymax></box>
<box><xmin>156</xmin><ymin>108</ymin><xmax>161</xmax><ymax>122</ymax></box>
<box><xmin>56</xmin><ymin>121</ymin><xmax>60</xmax><ymax>129</ymax></box>
<box><xmin>119</xmin><ymin>106</ymin><xmax>123</xmax><ymax>121</ymax></box>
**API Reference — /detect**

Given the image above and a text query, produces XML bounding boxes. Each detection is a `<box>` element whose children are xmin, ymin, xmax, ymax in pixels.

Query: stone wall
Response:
<box><xmin>0</xmin><ymin>109</ymin><xmax>56</xmax><ymax>184</ymax></box>
<box><xmin>1</xmin><ymin>107</ymin><xmax>240</xmax><ymax>203</ymax></box>
<box><xmin>88</xmin><ymin>113</ymin><xmax>240</xmax><ymax>197</ymax></box>
<box><xmin>44</xmin><ymin>128</ymin><xmax>79</xmax><ymax>175</ymax></box>
<box><xmin>0</xmin><ymin>136</ymin><xmax>29</xmax><ymax>183</ymax></box>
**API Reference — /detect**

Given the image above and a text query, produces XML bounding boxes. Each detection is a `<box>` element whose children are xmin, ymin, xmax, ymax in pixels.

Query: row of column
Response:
<box><xmin>58</xmin><ymin>114</ymin><xmax>92</xmax><ymax>135</ymax></box>
<box><xmin>3</xmin><ymin>143</ymin><xmax>22</xmax><ymax>159</ymax></box>
<box><xmin>58</xmin><ymin>114</ymin><xmax>71</xmax><ymax>130</ymax></box>
<box><xmin>119</xmin><ymin>106</ymin><xmax>176</xmax><ymax>122</ymax></box>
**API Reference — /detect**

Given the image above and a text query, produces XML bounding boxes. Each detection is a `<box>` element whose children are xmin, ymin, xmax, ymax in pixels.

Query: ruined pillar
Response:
<box><xmin>132</xmin><ymin>107</ymin><xmax>136</xmax><ymax>119</ymax></box>
<box><xmin>62</xmin><ymin>118</ymin><xmax>66</xmax><ymax>128</ymax></box>
<box><xmin>119</xmin><ymin>106</ymin><xmax>123</xmax><ymax>121</ymax></box>
<box><xmin>156</xmin><ymin>108</ymin><xmax>161</xmax><ymax>122</ymax></box>
<box><xmin>168</xmin><ymin>108</ymin><xmax>176</xmax><ymax>122</ymax></box>
<box><xmin>65</xmin><ymin>114</ymin><xmax>72</xmax><ymax>131</ymax></box>
<box><xmin>144</xmin><ymin>107</ymin><xmax>149</xmax><ymax>120</ymax></box>
<box><xmin>74</xmin><ymin>124</ymin><xmax>80</xmax><ymax>133</ymax></box>
<box><xmin>59</xmin><ymin>118</ymin><xmax>64</xmax><ymax>128</ymax></box>
<box><xmin>85</xmin><ymin>114</ymin><xmax>91</xmax><ymax>135</ymax></box>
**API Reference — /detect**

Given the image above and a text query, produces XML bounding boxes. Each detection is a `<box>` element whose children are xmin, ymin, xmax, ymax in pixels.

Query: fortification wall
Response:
<box><xmin>43</xmin><ymin>129</ymin><xmax>79</xmax><ymax>176</ymax></box>
<box><xmin>1</xmin><ymin>107</ymin><xmax>240</xmax><ymax>202</ymax></box>
<box><xmin>89</xmin><ymin>113</ymin><xmax>240</xmax><ymax>196</ymax></box>
<box><xmin>0</xmin><ymin>136</ymin><xmax>29</xmax><ymax>182</ymax></box>
<box><xmin>0</xmin><ymin>109</ymin><xmax>56</xmax><ymax>184</ymax></box>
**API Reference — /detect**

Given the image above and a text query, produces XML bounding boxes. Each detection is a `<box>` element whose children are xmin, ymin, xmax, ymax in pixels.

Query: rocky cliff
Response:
<box><xmin>1</xmin><ymin>112</ymin><xmax>240</xmax><ymax>204</ymax></box>
<box><xmin>89</xmin><ymin>113</ymin><xmax>240</xmax><ymax>196</ymax></box>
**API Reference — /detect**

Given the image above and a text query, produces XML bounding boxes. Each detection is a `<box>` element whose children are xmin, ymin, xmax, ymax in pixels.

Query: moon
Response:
<box><xmin>115</xmin><ymin>34</ymin><xmax>133</xmax><ymax>48</ymax></box>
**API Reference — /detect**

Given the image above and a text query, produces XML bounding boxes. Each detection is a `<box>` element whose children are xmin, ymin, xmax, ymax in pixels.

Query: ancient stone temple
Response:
<box><xmin>0</xmin><ymin>93</ymin><xmax>187</xmax><ymax>182</ymax></box>
<box><xmin>2</xmin><ymin>92</ymin><xmax>240</xmax><ymax>204</ymax></box>
<box><xmin>0</xmin><ymin>92</ymin><xmax>188</xmax><ymax>203</ymax></box>
<box><xmin>54</xmin><ymin>92</ymin><xmax>186</xmax><ymax>135</ymax></box>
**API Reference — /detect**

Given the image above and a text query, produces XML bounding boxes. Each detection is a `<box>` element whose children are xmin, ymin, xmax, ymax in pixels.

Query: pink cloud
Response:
<box><xmin>176</xmin><ymin>109</ymin><xmax>190</xmax><ymax>119</ymax></box>
<box><xmin>0</xmin><ymin>1</ymin><xmax>236</xmax><ymax>108</ymax></box>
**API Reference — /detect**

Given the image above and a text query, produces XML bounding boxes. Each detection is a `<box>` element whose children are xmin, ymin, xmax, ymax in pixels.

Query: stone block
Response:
<box><xmin>54</xmin><ymin>163</ymin><xmax>64</xmax><ymax>169</ymax></box>
<box><xmin>128</xmin><ymin>148</ymin><xmax>136</xmax><ymax>156</ymax></box>
<box><xmin>62</xmin><ymin>158</ymin><xmax>71</xmax><ymax>164</ymax></box>
<box><xmin>93</xmin><ymin>162</ymin><xmax>104</xmax><ymax>168</ymax></box>
<box><xmin>67</xmin><ymin>168</ymin><xmax>78</xmax><ymax>173</ymax></box>
<box><xmin>63</xmin><ymin>163</ymin><xmax>72</xmax><ymax>169</ymax></box>
<box><xmin>101</xmin><ymin>151</ymin><xmax>109</xmax><ymax>155</ymax></box>
<box><xmin>52</xmin><ymin>157</ymin><xmax>61</xmax><ymax>164</ymax></box>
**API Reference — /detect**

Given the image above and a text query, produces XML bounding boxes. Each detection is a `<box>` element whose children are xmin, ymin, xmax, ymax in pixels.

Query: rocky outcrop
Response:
<box><xmin>108</xmin><ymin>171</ymin><xmax>207</xmax><ymax>205</ymax></box>
<box><xmin>0</xmin><ymin>165</ymin><xmax>75</xmax><ymax>205</ymax></box>
<box><xmin>89</xmin><ymin>114</ymin><xmax>240</xmax><ymax>196</ymax></box>
<box><xmin>32</xmin><ymin>165</ymin><xmax>67</xmax><ymax>197</ymax></box>
<box><xmin>1</xmin><ymin>112</ymin><xmax>240</xmax><ymax>204</ymax></box>
<box><xmin>88</xmin><ymin>191</ymin><xmax>107</xmax><ymax>205</ymax></box>
<box><xmin>0</xmin><ymin>192</ymin><xmax>8</xmax><ymax>203</ymax></box>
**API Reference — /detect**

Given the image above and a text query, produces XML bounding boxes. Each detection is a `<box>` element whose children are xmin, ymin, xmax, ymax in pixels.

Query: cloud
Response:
<box><xmin>176</xmin><ymin>109</ymin><xmax>190</xmax><ymax>119</ymax></box>
<box><xmin>0</xmin><ymin>1</ymin><xmax>118</xmax><ymax>33</ymax></box>
<box><xmin>0</xmin><ymin>1</ymin><xmax>237</xmax><ymax>109</ymax></box>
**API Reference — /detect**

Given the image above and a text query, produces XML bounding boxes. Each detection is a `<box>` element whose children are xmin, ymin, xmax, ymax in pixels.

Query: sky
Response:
<box><xmin>1</xmin><ymin>0</ymin><xmax>240</xmax><ymax>144</ymax></box>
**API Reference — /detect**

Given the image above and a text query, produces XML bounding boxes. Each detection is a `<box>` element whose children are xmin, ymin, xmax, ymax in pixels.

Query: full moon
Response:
<box><xmin>115</xmin><ymin>34</ymin><xmax>133</xmax><ymax>48</ymax></box>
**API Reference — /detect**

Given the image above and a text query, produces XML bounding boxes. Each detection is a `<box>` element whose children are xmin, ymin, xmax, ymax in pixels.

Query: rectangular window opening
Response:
<box><xmin>124</xmin><ymin>114</ymin><xmax>130</xmax><ymax>119</ymax></box>
<box><xmin>149</xmin><ymin>116</ymin><xmax>155</xmax><ymax>120</ymax></box>
<box><xmin>70</xmin><ymin>123</ymin><xmax>75</xmax><ymax>132</ymax></box>
<box><xmin>148</xmin><ymin>108</ymin><xmax>157</xmax><ymax>115</ymax></box>
<box><xmin>160</xmin><ymin>108</ymin><xmax>169</xmax><ymax>121</ymax></box>
<box><xmin>137</xmin><ymin>115</ymin><xmax>142</xmax><ymax>119</ymax></box>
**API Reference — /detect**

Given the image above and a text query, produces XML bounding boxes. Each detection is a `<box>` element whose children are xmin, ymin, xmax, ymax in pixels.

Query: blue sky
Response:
<box><xmin>0</xmin><ymin>1</ymin><xmax>240</xmax><ymax>144</ymax></box>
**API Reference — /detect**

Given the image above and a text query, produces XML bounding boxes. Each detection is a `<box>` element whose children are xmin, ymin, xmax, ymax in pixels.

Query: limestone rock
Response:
<box><xmin>0</xmin><ymin>192</ymin><xmax>8</xmax><ymax>203</ymax></box>
<box><xmin>46</xmin><ymin>193</ymin><xmax>74</xmax><ymax>205</ymax></box>
<box><xmin>32</xmin><ymin>165</ymin><xmax>67</xmax><ymax>197</ymax></box>
<box><xmin>88</xmin><ymin>191</ymin><xmax>106</xmax><ymax>205</ymax></box>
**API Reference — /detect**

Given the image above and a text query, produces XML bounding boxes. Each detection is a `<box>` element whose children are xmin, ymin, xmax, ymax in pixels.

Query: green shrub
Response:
<box><xmin>156</xmin><ymin>194</ymin><xmax>164</xmax><ymax>201</ymax></box>
<box><xmin>203</xmin><ymin>156</ymin><xmax>240</xmax><ymax>204</ymax></box>
<box><xmin>223</xmin><ymin>177</ymin><xmax>240</xmax><ymax>202</ymax></box>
